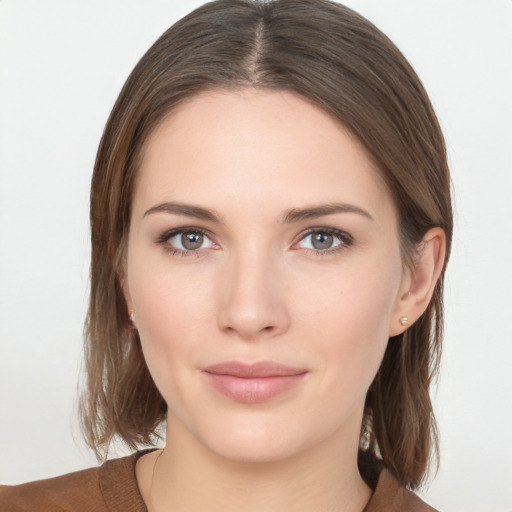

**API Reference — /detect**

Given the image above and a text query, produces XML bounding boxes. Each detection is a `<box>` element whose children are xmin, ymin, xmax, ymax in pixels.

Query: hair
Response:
<box><xmin>80</xmin><ymin>0</ymin><xmax>452</xmax><ymax>490</ymax></box>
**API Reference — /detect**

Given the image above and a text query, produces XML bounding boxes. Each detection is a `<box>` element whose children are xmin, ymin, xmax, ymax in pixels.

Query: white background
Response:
<box><xmin>0</xmin><ymin>1</ymin><xmax>511</xmax><ymax>510</ymax></box>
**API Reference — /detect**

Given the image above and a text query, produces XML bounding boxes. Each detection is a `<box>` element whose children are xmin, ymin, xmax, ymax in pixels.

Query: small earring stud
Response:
<box><xmin>129</xmin><ymin>311</ymin><xmax>136</xmax><ymax>326</ymax></box>
<box><xmin>400</xmin><ymin>316</ymin><xmax>408</xmax><ymax>326</ymax></box>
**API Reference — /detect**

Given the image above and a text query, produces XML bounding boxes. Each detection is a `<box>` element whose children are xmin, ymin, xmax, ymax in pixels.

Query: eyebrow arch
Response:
<box><xmin>144</xmin><ymin>202</ymin><xmax>223</xmax><ymax>223</ymax></box>
<box><xmin>282</xmin><ymin>202</ymin><xmax>374</xmax><ymax>223</ymax></box>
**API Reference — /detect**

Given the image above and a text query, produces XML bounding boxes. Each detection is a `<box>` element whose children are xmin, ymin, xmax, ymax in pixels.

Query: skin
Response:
<box><xmin>122</xmin><ymin>88</ymin><xmax>445</xmax><ymax>512</ymax></box>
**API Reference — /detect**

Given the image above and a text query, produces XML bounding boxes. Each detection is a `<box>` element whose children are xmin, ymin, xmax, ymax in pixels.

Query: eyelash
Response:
<box><xmin>299</xmin><ymin>228</ymin><xmax>353</xmax><ymax>256</ymax></box>
<box><xmin>155</xmin><ymin>227</ymin><xmax>353</xmax><ymax>257</ymax></box>
<box><xmin>156</xmin><ymin>228</ymin><xmax>215</xmax><ymax>258</ymax></box>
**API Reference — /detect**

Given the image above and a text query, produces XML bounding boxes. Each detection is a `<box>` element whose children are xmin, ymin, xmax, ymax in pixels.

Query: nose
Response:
<box><xmin>216</xmin><ymin>248</ymin><xmax>290</xmax><ymax>341</ymax></box>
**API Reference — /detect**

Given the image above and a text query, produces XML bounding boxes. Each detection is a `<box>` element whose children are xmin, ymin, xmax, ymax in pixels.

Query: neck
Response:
<box><xmin>141</xmin><ymin>418</ymin><xmax>371</xmax><ymax>512</ymax></box>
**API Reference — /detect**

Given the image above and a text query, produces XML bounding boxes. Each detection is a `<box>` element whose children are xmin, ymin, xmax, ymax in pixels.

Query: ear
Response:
<box><xmin>118</xmin><ymin>267</ymin><xmax>135</xmax><ymax>327</ymax></box>
<box><xmin>389</xmin><ymin>227</ymin><xmax>446</xmax><ymax>336</ymax></box>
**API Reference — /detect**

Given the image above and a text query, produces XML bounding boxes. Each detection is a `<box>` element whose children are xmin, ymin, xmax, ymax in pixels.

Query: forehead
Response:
<box><xmin>134</xmin><ymin>88</ymin><xmax>395</xmax><ymax>223</ymax></box>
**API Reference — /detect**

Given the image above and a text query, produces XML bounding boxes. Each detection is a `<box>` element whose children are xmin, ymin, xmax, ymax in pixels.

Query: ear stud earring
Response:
<box><xmin>129</xmin><ymin>311</ymin><xmax>136</xmax><ymax>326</ymax></box>
<box><xmin>400</xmin><ymin>316</ymin><xmax>408</xmax><ymax>326</ymax></box>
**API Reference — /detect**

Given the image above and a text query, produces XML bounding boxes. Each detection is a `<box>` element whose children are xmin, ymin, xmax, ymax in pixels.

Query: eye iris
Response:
<box><xmin>312</xmin><ymin>232</ymin><xmax>333</xmax><ymax>250</ymax></box>
<box><xmin>181</xmin><ymin>232</ymin><xmax>203</xmax><ymax>250</ymax></box>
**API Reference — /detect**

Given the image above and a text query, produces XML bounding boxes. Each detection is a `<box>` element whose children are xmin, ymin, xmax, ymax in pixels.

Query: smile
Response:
<box><xmin>202</xmin><ymin>361</ymin><xmax>308</xmax><ymax>403</ymax></box>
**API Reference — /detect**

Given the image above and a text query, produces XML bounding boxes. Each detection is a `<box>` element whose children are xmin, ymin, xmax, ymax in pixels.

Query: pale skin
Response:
<box><xmin>121</xmin><ymin>88</ymin><xmax>446</xmax><ymax>512</ymax></box>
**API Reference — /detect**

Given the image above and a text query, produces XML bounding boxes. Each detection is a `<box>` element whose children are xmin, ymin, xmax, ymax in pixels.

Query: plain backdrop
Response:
<box><xmin>0</xmin><ymin>1</ymin><xmax>511</xmax><ymax>511</ymax></box>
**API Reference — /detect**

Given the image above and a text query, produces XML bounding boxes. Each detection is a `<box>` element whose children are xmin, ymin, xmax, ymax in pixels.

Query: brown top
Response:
<box><xmin>0</xmin><ymin>451</ymin><xmax>438</xmax><ymax>511</ymax></box>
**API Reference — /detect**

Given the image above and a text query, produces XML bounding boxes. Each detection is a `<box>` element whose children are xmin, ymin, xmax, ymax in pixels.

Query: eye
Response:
<box><xmin>295</xmin><ymin>228</ymin><xmax>352</xmax><ymax>253</ymax></box>
<box><xmin>157</xmin><ymin>228</ymin><xmax>216</xmax><ymax>256</ymax></box>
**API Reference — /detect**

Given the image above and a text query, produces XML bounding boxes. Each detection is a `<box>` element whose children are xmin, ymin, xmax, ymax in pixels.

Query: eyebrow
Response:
<box><xmin>144</xmin><ymin>202</ymin><xmax>220</xmax><ymax>222</ymax></box>
<box><xmin>143</xmin><ymin>201</ymin><xmax>374</xmax><ymax>223</ymax></box>
<box><xmin>282</xmin><ymin>203</ymin><xmax>374</xmax><ymax>223</ymax></box>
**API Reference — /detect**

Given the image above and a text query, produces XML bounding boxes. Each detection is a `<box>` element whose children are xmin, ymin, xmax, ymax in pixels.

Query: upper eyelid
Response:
<box><xmin>157</xmin><ymin>226</ymin><xmax>214</xmax><ymax>241</ymax></box>
<box><xmin>288</xmin><ymin>230</ymin><xmax>353</xmax><ymax>260</ymax></box>
<box><xmin>156</xmin><ymin>228</ymin><xmax>216</xmax><ymax>255</ymax></box>
<box><xmin>299</xmin><ymin>227</ymin><xmax>351</xmax><ymax>237</ymax></box>
<box><xmin>296</xmin><ymin>227</ymin><xmax>352</xmax><ymax>242</ymax></box>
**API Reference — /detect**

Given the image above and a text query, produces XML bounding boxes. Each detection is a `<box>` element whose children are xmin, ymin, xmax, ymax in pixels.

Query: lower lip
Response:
<box><xmin>204</xmin><ymin>373</ymin><xmax>306</xmax><ymax>403</ymax></box>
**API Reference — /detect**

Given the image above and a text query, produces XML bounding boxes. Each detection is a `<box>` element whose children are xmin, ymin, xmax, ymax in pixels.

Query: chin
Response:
<box><xmin>206</xmin><ymin>434</ymin><xmax>305</xmax><ymax>464</ymax></box>
<box><xmin>189</xmin><ymin>411</ymin><xmax>334</xmax><ymax>465</ymax></box>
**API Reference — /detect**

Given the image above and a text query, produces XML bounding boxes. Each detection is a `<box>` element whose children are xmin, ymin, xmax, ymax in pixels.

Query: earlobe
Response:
<box><xmin>389</xmin><ymin>227</ymin><xmax>446</xmax><ymax>337</ymax></box>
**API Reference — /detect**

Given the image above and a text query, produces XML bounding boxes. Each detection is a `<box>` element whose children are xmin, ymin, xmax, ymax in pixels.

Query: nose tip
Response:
<box><xmin>217</xmin><ymin>258</ymin><xmax>289</xmax><ymax>341</ymax></box>
<box><xmin>222</xmin><ymin>313</ymin><xmax>279</xmax><ymax>341</ymax></box>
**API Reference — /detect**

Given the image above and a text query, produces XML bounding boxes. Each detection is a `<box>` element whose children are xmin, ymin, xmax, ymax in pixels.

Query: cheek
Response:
<box><xmin>127</xmin><ymin>255</ymin><xmax>217</xmax><ymax>392</ymax></box>
<box><xmin>134</xmin><ymin>267</ymin><xmax>213</xmax><ymax>332</ymax></box>
<box><xmin>293</xmin><ymin>259</ymin><xmax>401</xmax><ymax>395</ymax></box>
<box><xmin>295</xmin><ymin>254</ymin><xmax>400</xmax><ymax>333</ymax></box>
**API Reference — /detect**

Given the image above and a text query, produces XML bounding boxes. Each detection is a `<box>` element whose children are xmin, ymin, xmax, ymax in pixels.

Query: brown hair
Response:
<box><xmin>81</xmin><ymin>0</ymin><xmax>452</xmax><ymax>490</ymax></box>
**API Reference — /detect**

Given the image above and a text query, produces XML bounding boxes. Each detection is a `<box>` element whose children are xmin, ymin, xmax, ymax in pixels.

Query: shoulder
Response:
<box><xmin>0</xmin><ymin>464</ymin><xmax>104</xmax><ymax>512</ymax></box>
<box><xmin>0</xmin><ymin>452</ymin><xmax>148</xmax><ymax>512</ymax></box>
<box><xmin>365</xmin><ymin>469</ymin><xmax>439</xmax><ymax>512</ymax></box>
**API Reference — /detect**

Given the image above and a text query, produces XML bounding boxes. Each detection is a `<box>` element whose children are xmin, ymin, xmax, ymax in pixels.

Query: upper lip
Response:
<box><xmin>203</xmin><ymin>361</ymin><xmax>307</xmax><ymax>378</ymax></box>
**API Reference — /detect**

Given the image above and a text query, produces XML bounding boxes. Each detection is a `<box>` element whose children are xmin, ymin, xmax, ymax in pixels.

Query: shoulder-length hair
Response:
<box><xmin>80</xmin><ymin>0</ymin><xmax>452</xmax><ymax>490</ymax></box>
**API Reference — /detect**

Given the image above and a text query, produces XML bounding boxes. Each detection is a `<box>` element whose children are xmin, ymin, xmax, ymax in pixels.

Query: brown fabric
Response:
<box><xmin>0</xmin><ymin>452</ymin><xmax>148</xmax><ymax>512</ymax></box>
<box><xmin>0</xmin><ymin>452</ymin><xmax>438</xmax><ymax>511</ymax></box>
<box><xmin>362</xmin><ymin>470</ymin><xmax>438</xmax><ymax>512</ymax></box>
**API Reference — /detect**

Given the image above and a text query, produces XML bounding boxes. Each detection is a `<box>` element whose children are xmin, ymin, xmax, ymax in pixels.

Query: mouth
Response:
<box><xmin>202</xmin><ymin>361</ymin><xmax>308</xmax><ymax>403</ymax></box>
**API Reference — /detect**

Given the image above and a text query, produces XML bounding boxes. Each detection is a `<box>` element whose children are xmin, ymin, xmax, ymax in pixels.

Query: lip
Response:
<box><xmin>202</xmin><ymin>361</ymin><xmax>307</xmax><ymax>403</ymax></box>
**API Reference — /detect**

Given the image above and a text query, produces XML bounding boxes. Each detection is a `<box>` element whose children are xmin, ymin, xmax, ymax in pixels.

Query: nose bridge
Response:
<box><xmin>217</xmin><ymin>240</ymin><xmax>288</xmax><ymax>340</ymax></box>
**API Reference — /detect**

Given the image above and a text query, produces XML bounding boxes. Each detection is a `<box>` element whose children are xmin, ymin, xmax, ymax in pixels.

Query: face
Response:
<box><xmin>123</xmin><ymin>88</ymin><xmax>408</xmax><ymax>463</ymax></box>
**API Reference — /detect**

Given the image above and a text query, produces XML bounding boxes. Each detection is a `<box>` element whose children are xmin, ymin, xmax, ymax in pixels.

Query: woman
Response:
<box><xmin>1</xmin><ymin>0</ymin><xmax>451</xmax><ymax>510</ymax></box>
